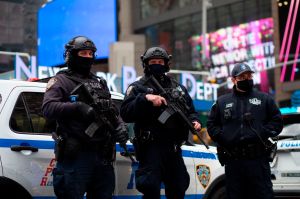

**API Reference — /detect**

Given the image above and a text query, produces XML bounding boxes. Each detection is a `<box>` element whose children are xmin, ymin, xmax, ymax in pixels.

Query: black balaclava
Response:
<box><xmin>68</xmin><ymin>51</ymin><xmax>94</xmax><ymax>76</ymax></box>
<box><xmin>147</xmin><ymin>63</ymin><xmax>169</xmax><ymax>77</ymax></box>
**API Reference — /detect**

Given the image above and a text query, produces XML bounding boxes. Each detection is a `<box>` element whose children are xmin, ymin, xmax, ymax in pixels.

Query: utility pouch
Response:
<box><xmin>102</xmin><ymin>142</ymin><xmax>116</xmax><ymax>162</ymax></box>
<box><xmin>64</xmin><ymin>137</ymin><xmax>81</xmax><ymax>159</ymax></box>
<box><xmin>217</xmin><ymin>146</ymin><xmax>231</xmax><ymax>166</ymax></box>
<box><xmin>52</xmin><ymin>132</ymin><xmax>65</xmax><ymax>162</ymax></box>
<box><xmin>265</xmin><ymin>140</ymin><xmax>277</xmax><ymax>162</ymax></box>
<box><xmin>132</xmin><ymin>137</ymin><xmax>141</xmax><ymax>161</ymax></box>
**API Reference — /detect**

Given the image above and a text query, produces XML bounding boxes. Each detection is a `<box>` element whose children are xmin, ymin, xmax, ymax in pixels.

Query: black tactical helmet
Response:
<box><xmin>63</xmin><ymin>36</ymin><xmax>97</xmax><ymax>61</ymax></box>
<box><xmin>140</xmin><ymin>47</ymin><xmax>172</xmax><ymax>68</ymax></box>
<box><xmin>231</xmin><ymin>63</ymin><xmax>254</xmax><ymax>77</ymax></box>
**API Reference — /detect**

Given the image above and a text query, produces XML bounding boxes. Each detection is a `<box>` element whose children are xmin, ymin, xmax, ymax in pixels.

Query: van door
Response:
<box><xmin>111</xmin><ymin>99</ymin><xmax>141</xmax><ymax>196</ymax></box>
<box><xmin>0</xmin><ymin>86</ymin><xmax>56</xmax><ymax>197</ymax></box>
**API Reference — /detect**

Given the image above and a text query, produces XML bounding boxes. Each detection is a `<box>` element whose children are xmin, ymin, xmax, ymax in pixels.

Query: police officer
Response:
<box><xmin>42</xmin><ymin>36</ymin><xmax>128</xmax><ymax>199</ymax></box>
<box><xmin>120</xmin><ymin>47</ymin><xmax>201</xmax><ymax>199</ymax></box>
<box><xmin>207</xmin><ymin>63</ymin><xmax>283</xmax><ymax>199</ymax></box>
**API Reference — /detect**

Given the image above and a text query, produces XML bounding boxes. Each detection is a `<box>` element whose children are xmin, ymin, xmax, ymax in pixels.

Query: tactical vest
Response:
<box><xmin>61</xmin><ymin>71</ymin><xmax>115</xmax><ymax>143</ymax></box>
<box><xmin>136</xmin><ymin>75</ymin><xmax>190</xmax><ymax>144</ymax></box>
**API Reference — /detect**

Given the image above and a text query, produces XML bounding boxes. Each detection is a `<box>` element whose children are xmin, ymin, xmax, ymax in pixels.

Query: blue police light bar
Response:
<box><xmin>38</xmin><ymin>0</ymin><xmax>117</xmax><ymax>67</ymax></box>
<box><xmin>280</xmin><ymin>107</ymin><xmax>300</xmax><ymax>115</ymax></box>
<box><xmin>193</xmin><ymin>99</ymin><xmax>214</xmax><ymax>112</ymax></box>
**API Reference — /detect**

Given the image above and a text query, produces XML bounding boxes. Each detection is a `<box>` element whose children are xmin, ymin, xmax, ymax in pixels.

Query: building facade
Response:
<box><xmin>128</xmin><ymin>0</ymin><xmax>299</xmax><ymax>110</ymax></box>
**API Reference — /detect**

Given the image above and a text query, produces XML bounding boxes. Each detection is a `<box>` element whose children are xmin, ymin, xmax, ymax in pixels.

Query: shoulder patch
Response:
<box><xmin>46</xmin><ymin>77</ymin><xmax>57</xmax><ymax>91</ymax></box>
<box><xmin>126</xmin><ymin>86</ymin><xmax>134</xmax><ymax>96</ymax></box>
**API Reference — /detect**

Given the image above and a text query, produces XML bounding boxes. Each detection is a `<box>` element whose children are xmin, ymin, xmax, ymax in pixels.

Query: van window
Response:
<box><xmin>282</xmin><ymin>113</ymin><xmax>300</xmax><ymax>126</ymax></box>
<box><xmin>10</xmin><ymin>92</ymin><xmax>55</xmax><ymax>134</ymax></box>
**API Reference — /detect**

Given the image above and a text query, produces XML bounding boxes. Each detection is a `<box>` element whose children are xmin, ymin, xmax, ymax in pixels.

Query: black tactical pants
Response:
<box><xmin>225</xmin><ymin>157</ymin><xmax>273</xmax><ymax>199</ymax></box>
<box><xmin>53</xmin><ymin>151</ymin><xmax>115</xmax><ymax>199</ymax></box>
<box><xmin>135</xmin><ymin>142</ymin><xmax>190</xmax><ymax>199</ymax></box>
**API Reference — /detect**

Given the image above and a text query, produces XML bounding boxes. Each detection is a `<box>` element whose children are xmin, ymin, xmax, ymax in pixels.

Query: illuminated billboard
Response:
<box><xmin>38</xmin><ymin>0</ymin><xmax>117</xmax><ymax>67</ymax></box>
<box><xmin>277</xmin><ymin>0</ymin><xmax>300</xmax><ymax>82</ymax></box>
<box><xmin>190</xmin><ymin>18</ymin><xmax>275</xmax><ymax>92</ymax></box>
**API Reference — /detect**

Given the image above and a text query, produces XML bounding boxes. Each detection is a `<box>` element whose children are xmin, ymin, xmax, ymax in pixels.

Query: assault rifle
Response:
<box><xmin>146</xmin><ymin>76</ymin><xmax>209</xmax><ymax>149</ymax></box>
<box><xmin>70</xmin><ymin>83</ymin><xmax>136</xmax><ymax>162</ymax></box>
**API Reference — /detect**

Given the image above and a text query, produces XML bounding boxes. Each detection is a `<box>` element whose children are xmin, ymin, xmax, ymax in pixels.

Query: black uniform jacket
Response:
<box><xmin>42</xmin><ymin>70</ymin><xmax>111</xmax><ymax>142</ymax></box>
<box><xmin>120</xmin><ymin>75</ymin><xmax>200</xmax><ymax>144</ymax></box>
<box><xmin>207</xmin><ymin>86</ymin><xmax>283</xmax><ymax>147</ymax></box>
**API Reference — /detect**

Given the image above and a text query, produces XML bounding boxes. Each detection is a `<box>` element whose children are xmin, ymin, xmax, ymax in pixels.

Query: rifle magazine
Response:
<box><xmin>85</xmin><ymin>122</ymin><xmax>99</xmax><ymax>137</ymax></box>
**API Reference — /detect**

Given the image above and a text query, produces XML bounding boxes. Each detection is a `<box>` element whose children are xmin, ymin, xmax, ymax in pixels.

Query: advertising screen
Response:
<box><xmin>38</xmin><ymin>0</ymin><xmax>117</xmax><ymax>67</ymax></box>
<box><xmin>277</xmin><ymin>0</ymin><xmax>300</xmax><ymax>82</ymax></box>
<box><xmin>190</xmin><ymin>18</ymin><xmax>275</xmax><ymax>93</ymax></box>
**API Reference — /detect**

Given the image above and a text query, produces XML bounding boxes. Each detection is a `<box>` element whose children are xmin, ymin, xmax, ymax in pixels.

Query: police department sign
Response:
<box><xmin>278</xmin><ymin>140</ymin><xmax>300</xmax><ymax>150</ymax></box>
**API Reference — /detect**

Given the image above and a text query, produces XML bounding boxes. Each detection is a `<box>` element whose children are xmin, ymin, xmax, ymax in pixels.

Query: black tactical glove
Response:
<box><xmin>74</xmin><ymin>102</ymin><xmax>96</xmax><ymax>122</ymax></box>
<box><xmin>114</xmin><ymin>122</ymin><xmax>129</xmax><ymax>145</ymax></box>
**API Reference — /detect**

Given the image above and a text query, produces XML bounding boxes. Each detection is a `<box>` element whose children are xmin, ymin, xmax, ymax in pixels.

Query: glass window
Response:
<box><xmin>140</xmin><ymin>0</ymin><xmax>202</xmax><ymax>20</ymax></box>
<box><xmin>10</xmin><ymin>92</ymin><xmax>55</xmax><ymax>134</ymax></box>
<box><xmin>230</xmin><ymin>2</ymin><xmax>244</xmax><ymax>25</ymax></box>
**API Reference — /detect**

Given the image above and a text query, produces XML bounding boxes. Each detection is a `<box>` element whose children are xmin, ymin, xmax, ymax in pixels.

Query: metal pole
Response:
<box><xmin>169</xmin><ymin>69</ymin><xmax>210</xmax><ymax>76</ymax></box>
<box><xmin>201</xmin><ymin>0</ymin><xmax>212</xmax><ymax>62</ymax></box>
<box><xmin>0</xmin><ymin>51</ymin><xmax>30</xmax><ymax>60</ymax></box>
<box><xmin>202</xmin><ymin>0</ymin><xmax>207</xmax><ymax>61</ymax></box>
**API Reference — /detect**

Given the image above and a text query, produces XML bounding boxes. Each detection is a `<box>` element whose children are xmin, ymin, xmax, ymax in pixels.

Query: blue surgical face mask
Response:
<box><xmin>148</xmin><ymin>64</ymin><xmax>169</xmax><ymax>76</ymax></box>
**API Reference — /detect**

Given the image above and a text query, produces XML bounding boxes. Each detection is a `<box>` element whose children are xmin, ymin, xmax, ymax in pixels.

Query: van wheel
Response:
<box><xmin>209</xmin><ymin>185</ymin><xmax>226</xmax><ymax>199</ymax></box>
<box><xmin>0</xmin><ymin>177</ymin><xmax>32</xmax><ymax>199</ymax></box>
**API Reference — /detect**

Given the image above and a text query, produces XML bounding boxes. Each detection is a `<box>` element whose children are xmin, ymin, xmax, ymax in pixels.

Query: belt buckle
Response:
<box><xmin>102</xmin><ymin>159</ymin><xmax>112</xmax><ymax>165</ymax></box>
<box><xmin>142</xmin><ymin>131</ymin><xmax>151</xmax><ymax>141</ymax></box>
<box><xmin>174</xmin><ymin>144</ymin><xmax>179</xmax><ymax>152</ymax></box>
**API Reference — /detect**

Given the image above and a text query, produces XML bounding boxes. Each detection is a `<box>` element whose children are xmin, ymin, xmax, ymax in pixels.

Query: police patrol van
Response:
<box><xmin>0</xmin><ymin>79</ymin><xmax>226</xmax><ymax>198</ymax></box>
<box><xmin>1</xmin><ymin>79</ymin><xmax>299</xmax><ymax>198</ymax></box>
<box><xmin>271</xmin><ymin>113</ymin><xmax>300</xmax><ymax>197</ymax></box>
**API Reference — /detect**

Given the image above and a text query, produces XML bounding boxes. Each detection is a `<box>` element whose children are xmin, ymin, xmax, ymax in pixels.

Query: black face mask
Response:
<box><xmin>148</xmin><ymin>64</ymin><xmax>169</xmax><ymax>76</ymax></box>
<box><xmin>237</xmin><ymin>79</ymin><xmax>253</xmax><ymax>92</ymax></box>
<box><xmin>69</xmin><ymin>56</ymin><xmax>94</xmax><ymax>76</ymax></box>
